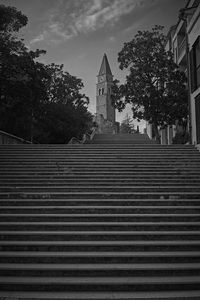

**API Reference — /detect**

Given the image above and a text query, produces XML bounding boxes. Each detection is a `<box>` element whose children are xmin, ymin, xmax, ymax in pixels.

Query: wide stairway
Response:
<box><xmin>88</xmin><ymin>133</ymin><xmax>157</xmax><ymax>144</ymax></box>
<box><xmin>0</xmin><ymin>133</ymin><xmax>200</xmax><ymax>299</ymax></box>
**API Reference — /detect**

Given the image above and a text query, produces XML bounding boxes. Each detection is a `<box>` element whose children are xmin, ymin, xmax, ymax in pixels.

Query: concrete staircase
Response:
<box><xmin>0</xmin><ymin>133</ymin><xmax>200</xmax><ymax>299</ymax></box>
<box><xmin>88</xmin><ymin>133</ymin><xmax>157</xmax><ymax>144</ymax></box>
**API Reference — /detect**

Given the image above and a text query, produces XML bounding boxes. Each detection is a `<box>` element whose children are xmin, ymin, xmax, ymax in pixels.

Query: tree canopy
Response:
<box><xmin>111</xmin><ymin>25</ymin><xmax>188</xmax><ymax>142</ymax></box>
<box><xmin>0</xmin><ymin>4</ymin><xmax>92</xmax><ymax>143</ymax></box>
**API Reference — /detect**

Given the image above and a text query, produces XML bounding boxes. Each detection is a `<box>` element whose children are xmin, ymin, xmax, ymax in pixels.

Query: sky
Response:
<box><xmin>1</xmin><ymin>0</ymin><xmax>186</xmax><ymax>129</ymax></box>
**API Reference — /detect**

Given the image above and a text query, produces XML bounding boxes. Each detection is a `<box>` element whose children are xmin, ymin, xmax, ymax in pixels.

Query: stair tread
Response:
<box><xmin>1</xmin><ymin>263</ymin><xmax>200</xmax><ymax>270</ymax></box>
<box><xmin>0</xmin><ymin>290</ymin><xmax>200</xmax><ymax>299</ymax></box>
<box><xmin>1</xmin><ymin>213</ymin><xmax>199</xmax><ymax>216</ymax></box>
<box><xmin>1</xmin><ymin>230</ymin><xmax>200</xmax><ymax>235</ymax></box>
<box><xmin>1</xmin><ymin>205</ymin><xmax>199</xmax><ymax>208</ymax></box>
<box><xmin>0</xmin><ymin>275</ymin><xmax>199</xmax><ymax>284</ymax></box>
<box><xmin>0</xmin><ymin>240</ymin><xmax>199</xmax><ymax>245</ymax></box>
<box><xmin>1</xmin><ymin>221</ymin><xmax>199</xmax><ymax>225</ymax></box>
<box><xmin>1</xmin><ymin>251</ymin><xmax>200</xmax><ymax>257</ymax></box>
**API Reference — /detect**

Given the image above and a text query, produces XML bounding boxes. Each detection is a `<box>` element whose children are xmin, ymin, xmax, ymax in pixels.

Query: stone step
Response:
<box><xmin>0</xmin><ymin>144</ymin><xmax>195</xmax><ymax>147</ymax></box>
<box><xmin>0</xmin><ymin>151</ymin><xmax>197</xmax><ymax>156</ymax></box>
<box><xmin>1</xmin><ymin>181</ymin><xmax>200</xmax><ymax>187</ymax></box>
<box><xmin>2</xmin><ymin>171</ymin><xmax>200</xmax><ymax>176</ymax></box>
<box><xmin>1</xmin><ymin>184</ymin><xmax>200</xmax><ymax>189</ymax></box>
<box><xmin>1</xmin><ymin>213</ymin><xmax>200</xmax><ymax>220</ymax></box>
<box><xmin>1</xmin><ymin>153</ymin><xmax>199</xmax><ymax>158</ymax></box>
<box><xmin>1</xmin><ymin>156</ymin><xmax>200</xmax><ymax>160</ymax></box>
<box><xmin>1</xmin><ymin>199</ymin><xmax>200</xmax><ymax>206</ymax></box>
<box><xmin>1</xmin><ymin>262</ymin><xmax>199</xmax><ymax>270</ymax></box>
<box><xmin>0</xmin><ymin>166</ymin><xmax>198</xmax><ymax>171</ymax></box>
<box><xmin>1</xmin><ymin>250</ymin><xmax>200</xmax><ymax>257</ymax></box>
<box><xmin>1</xmin><ymin>166</ymin><xmax>200</xmax><ymax>171</ymax></box>
<box><xmin>1</xmin><ymin>221</ymin><xmax>200</xmax><ymax>231</ymax></box>
<box><xmin>1</xmin><ymin>186</ymin><xmax>200</xmax><ymax>194</ymax></box>
<box><xmin>0</xmin><ymin>230</ymin><xmax>199</xmax><ymax>241</ymax></box>
<box><xmin>2</xmin><ymin>159</ymin><xmax>200</xmax><ymax>164</ymax></box>
<box><xmin>1</xmin><ymin>191</ymin><xmax>199</xmax><ymax>199</ymax></box>
<box><xmin>1</xmin><ymin>206</ymin><xmax>199</xmax><ymax>214</ymax></box>
<box><xmin>0</xmin><ymin>275</ymin><xmax>199</xmax><ymax>292</ymax></box>
<box><xmin>1</xmin><ymin>174</ymin><xmax>199</xmax><ymax>178</ymax></box>
<box><xmin>1</xmin><ymin>251</ymin><xmax>200</xmax><ymax>264</ymax></box>
<box><xmin>1</xmin><ymin>263</ymin><xmax>200</xmax><ymax>277</ymax></box>
<box><xmin>0</xmin><ymin>290</ymin><xmax>200</xmax><ymax>300</ymax></box>
<box><xmin>1</xmin><ymin>240</ymin><xmax>200</xmax><ymax>252</ymax></box>
<box><xmin>88</xmin><ymin>141</ymin><xmax>161</xmax><ymax>144</ymax></box>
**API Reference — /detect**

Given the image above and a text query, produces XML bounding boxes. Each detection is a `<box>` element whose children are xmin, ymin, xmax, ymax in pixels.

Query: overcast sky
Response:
<box><xmin>1</xmin><ymin>0</ymin><xmax>186</xmax><ymax>127</ymax></box>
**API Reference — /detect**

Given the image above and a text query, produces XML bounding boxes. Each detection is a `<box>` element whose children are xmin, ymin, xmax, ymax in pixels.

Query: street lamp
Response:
<box><xmin>179</xmin><ymin>5</ymin><xmax>198</xmax><ymax>144</ymax></box>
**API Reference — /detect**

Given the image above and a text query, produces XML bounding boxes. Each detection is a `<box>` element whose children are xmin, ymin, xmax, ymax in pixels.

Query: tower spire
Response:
<box><xmin>98</xmin><ymin>53</ymin><xmax>112</xmax><ymax>76</ymax></box>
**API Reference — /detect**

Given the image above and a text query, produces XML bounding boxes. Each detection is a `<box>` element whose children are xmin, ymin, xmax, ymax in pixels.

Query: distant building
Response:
<box><xmin>95</xmin><ymin>54</ymin><xmax>118</xmax><ymax>133</ymax></box>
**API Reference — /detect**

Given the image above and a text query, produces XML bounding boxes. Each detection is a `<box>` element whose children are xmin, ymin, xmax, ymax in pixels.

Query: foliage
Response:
<box><xmin>0</xmin><ymin>4</ymin><xmax>28</xmax><ymax>32</ymax></box>
<box><xmin>120</xmin><ymin>115</ymin><xmax>135</xmax><ymax>134</ymax></box>
<box><xmin>172</xmin><ymin>131</ymin><xmax>189</xmax><ymax>144</ymax></box>
<box><xmin>0</xmin><ymin>4</ymin><xmax>92</xmax><ymax>143</ymax></box>
<box><xmin>111</xmin><ymin>25</ymin><xmax>188</xmax><ymax>142</ymax></box>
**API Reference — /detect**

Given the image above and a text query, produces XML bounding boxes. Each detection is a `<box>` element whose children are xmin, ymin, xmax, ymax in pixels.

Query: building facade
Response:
<box><xmin>147</xmin><ymin>0</ymin><xmax>200</xmax><ymax>145</ymax></box>
<box><xmin>168</xmin><ymin>0</ymin><xmax>200</xmax><ymax>146</ymax></box>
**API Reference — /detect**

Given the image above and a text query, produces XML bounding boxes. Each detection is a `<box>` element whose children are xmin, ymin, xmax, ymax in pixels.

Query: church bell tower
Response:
<box><xmin>96</xmin><ymin>54</ymin><xmax>115</xmax><ymax>124</ymax></box>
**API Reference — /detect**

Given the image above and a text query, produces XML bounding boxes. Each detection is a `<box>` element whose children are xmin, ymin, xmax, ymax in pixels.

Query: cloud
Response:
<box><xmin>69</xmin><ymin>0</ymin><xmax>137</xmax><ymax>34</ymax></box>
<box><xmin>109</xmin><ymin>36</ymin><xmax>116</xmax><ymax>42</ymax></box>
<box><xmin>30</xmin><ymin>32</ymin><xmax>46</xmax><ymax>44</ymax></box>
<box><xmin>30</xmin><ymin>0</ymin><xmax>157</xmax><ymax>44</ymax></box>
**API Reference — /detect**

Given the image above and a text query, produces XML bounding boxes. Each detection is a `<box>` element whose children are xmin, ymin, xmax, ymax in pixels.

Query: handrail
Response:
<box><xmin>68</xmin><ymin>136</ymin><xmax>83</xmax><ymax>144</ymax></box>
<box><xmin>68</xmin><ymin>127</ymin><xmax>97</xmax><ymax>144</ymax></box>
<box><xmin>0</xmin><ymin>130</ymin><xmax>31</xmax><ymax>144</ymax></box>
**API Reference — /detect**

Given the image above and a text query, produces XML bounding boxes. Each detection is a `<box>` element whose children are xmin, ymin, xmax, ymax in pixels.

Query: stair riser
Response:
<box><xmin>1</xmin><ymin>256</ymin><xmax>200</xmax><ymax>264</ymax></box>
<box><xmin>1</xmin><ymin>156</ymin><xmax>200</xmax><ymax>161</ymax></box>
<box><xmin>1</xmin><ymin>200</ymin><xmax>200</xmax><ymax>206</ymax></box>
<box><xmin>2</xmin><ymin>162</ymin><xmax>200</xmax><ymax>167</ymax></box>
<box><xmin>2</xmin><ymin>186</ymin><xmax>200</xmax><ymax>192</ymax></box>
<box><xmin>1</xmin><ymin>224</ymin><xmax>200</xmax><ymax>230</ymax></box>
<box><xmin>1</xmin><ymin>244</ymin><xmax>200</xmax><ymax>252</ymax></box>
<box><xmin>1</xmin><ymin>208</ymin><xmax>200</xmax><ymax>213</ymax></box>
<box><xmin>1</xmin><ymin>192</ymin><xmax>199</xmax><ymax>199</ymax></box>
<box><xmin>1</xmin><ymin>216</ymin><xmax>200</xmax><ymax>222</ymax></box>
<box><xmin>2</xmin><ymin>158</ymin><xmax>200</xmax><ymax>163</ymax></box>
<box><xmin>0</xmin><ymin>222</ymin><xmax>200</xmax><ymax>234</ymax></box>
<box><xmin>0</xmin><ymin>282</ymin><xmax>199</xmax><ymax>292</ymax></box>
<box><xmin>1</xmin><ymin>269</ymin><xmax>200</xmax><ymax>277</ymax></box>
<box><xmin>1</xmin><ymin>170</ymin><xmax>200</xmax><ymax>175</ymax></box>
<box><xmin>1</xmin><ymin>175</ymin><xmax>200</xmax><ymax>179</ymax></box>
<box><xmin>0</xmin><ymin>234</ymin><xmax>200</xmax><ymax>241</ymax></box>
<box><xmin>1</xmin><ymin>181</ymin><xmax>200</xmax><ymax>186</ymax></box>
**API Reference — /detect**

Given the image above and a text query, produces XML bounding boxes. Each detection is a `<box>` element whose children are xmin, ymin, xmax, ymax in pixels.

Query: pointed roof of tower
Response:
<box><xmin>98</xmin><ymin>53</ymin><xmax>113</xmax><ymax>76</ymax></box>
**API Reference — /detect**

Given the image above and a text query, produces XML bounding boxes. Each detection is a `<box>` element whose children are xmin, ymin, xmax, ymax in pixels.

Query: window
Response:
<box><xmin>99</xmin><ymin>89</ymin><xmax>101</xmax><ymax>95</ymax></box>
<box><xmin>195</xmin><ymin>39</ymin><xmax>200</xmax><ymax>87</ymax></box>
<box><xmin>102</xmin><ymin>88</ymin><xmax>104</xmax><ymax>94</ymax></box>
<box><xmin>190</xmin><ymin>36</ymin><xmax>200</xmax><ymax>92</ymax></box>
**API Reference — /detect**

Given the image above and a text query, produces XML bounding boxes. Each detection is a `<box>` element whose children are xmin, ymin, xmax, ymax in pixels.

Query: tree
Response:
<box><xmin>33</xmin><ymin>63</ymin><xmax>92</xmax><ymax>144</ymax></box>
<box><xmin>120</xmin><ymin>115</ymin><xmax>135</xmax><ymax>134</ymax></box>
<box><xmin>111</xmin><ymin>25</ymin><xmax>188</xmax><ymax>142</ymax></box>
<box><xmin>0</xmin><ymin>4</ymin><xmax>93</xmax><ymax>143</ymax></box>
<box><xmin>0</xmin><ymin>4</ymin><xmax>45</xmax><ymax>140</ymax></box>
